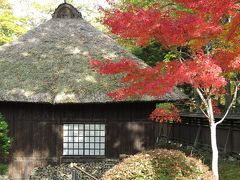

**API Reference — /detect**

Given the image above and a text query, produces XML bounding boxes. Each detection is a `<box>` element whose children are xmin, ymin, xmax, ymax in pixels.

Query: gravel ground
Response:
<box><xmin>0</xmin><ymin>175</ymin><xmax>8</xmax><ymax>180</ymax></box>
<box><xmin>30</xmin><ymin>159</ymin><xmax>119</xmax><ymax>180</ymax></box>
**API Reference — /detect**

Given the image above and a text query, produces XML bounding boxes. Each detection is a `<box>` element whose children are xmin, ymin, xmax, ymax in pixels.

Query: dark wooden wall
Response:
<box><xmin>159</xmin><ymin>113</ymin><xmax>240</xmax><ymax>154</ymax></box>
<box><xmin>0</xmin><ymin>102</ymin><xmax>157</xmax><ymax>179</ymax></box>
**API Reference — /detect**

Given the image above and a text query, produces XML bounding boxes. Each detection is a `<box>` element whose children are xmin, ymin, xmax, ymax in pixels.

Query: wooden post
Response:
<box><xmin>194</xmin><ymin>126</ymin><xmax>201</xmax><ymax>147</ymax></box>
<box><xmin>166</xmin><ymin>122</ymin><xmax>172</xmax><ymax>140</ymax></box>
<box><xmin>72</xmin><ymin>169</ymin><xmax>77</xmax><ymax>180</ymax></box>
<box><xmin>224</xmin><ymin>127</ymin><xmax>231</xmax><ymax>153</ymax></box>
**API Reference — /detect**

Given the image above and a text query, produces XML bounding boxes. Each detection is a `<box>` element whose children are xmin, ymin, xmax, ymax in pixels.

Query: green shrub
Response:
<box><xmin>0</xmin><ymin>163</ymin><xmax>8</xmax><ymax>175</ymax></box>
<box><xmin>0</xmin><ymin>113</ymin><xmax>11</xmax><ymax>156</ymax></box>
<box><xmin>102</xmin><ymin>149</ymin><xmax>213</xmax><ymax>180</ymax></box>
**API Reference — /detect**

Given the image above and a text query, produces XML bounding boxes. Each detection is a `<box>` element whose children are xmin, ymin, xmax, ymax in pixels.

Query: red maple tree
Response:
<box><xmin>91</xmin><ymin>1</ymin><xmax>240</xmax><ymax>179</ymax></box>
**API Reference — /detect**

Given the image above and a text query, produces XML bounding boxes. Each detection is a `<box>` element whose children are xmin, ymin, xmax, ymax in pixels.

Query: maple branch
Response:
<box><xmin>196</xmin><ymin>88</ymin><xmax>209</xmax><ymax>109</ymax></box>
<box><xmin>178</xmin><ymin>47</ymin><xmax>184</xmax><ymax>63</ymax></box>
<box><xmin>180</xmin><ymin>51</ymin><xmax>194</xmax><ymax>60</ymax></box>
<box><xmin>159</xmin><ymin>3</ymin><xmax>175</xmax><ymax>10</ymax></box>
<box><xmin>216</xmin><ymin>82</ymin><xmax>240</xmax><ymax>125</ymax></box>
<box><xmin>200</xmin><ymin>106</ymin><xmax>209</xmax><ymax>118</ymax></box>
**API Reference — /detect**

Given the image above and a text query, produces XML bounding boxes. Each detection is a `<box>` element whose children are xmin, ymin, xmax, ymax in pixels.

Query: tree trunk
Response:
<box><xmin>210</xmin><ymin>123</ymin><xmax>219</xmax><ymax>180</ymax></box>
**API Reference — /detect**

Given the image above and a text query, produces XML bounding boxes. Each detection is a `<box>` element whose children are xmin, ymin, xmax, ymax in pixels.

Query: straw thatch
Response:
<box><xmin>0</xmin><ymin>3</ymin><xmax>187</xmax><ymax>104</ymax></box>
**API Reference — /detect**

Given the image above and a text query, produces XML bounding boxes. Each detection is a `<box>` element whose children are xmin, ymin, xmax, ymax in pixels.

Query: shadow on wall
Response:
<box><xmin>109</xmin><ymin>121</ymin><xmax>154</xmax><ymax>157</ymax></box>
<box><xmin>7</xmin><ymin>121</ymin><xmax>61</xmax><ymax>179</ymax></box>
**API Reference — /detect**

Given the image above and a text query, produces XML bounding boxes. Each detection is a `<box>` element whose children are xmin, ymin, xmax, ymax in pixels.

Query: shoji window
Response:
<box><xmin>63</xmin><ymin>124</ymin><xmax>105</xmax><ymax>156</ymax></box>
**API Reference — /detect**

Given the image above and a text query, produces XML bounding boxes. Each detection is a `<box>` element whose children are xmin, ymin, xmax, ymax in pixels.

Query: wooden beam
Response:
<box><xmin>194</xmin><ymin>126</ymin><xmax>201</xmax><ymax>147</ymax></box>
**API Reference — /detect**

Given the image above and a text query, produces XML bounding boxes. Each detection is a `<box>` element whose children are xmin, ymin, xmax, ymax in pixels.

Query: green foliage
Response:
<box><xmin>102</xmin><ymin>149</ymin><xmax>213</xmax><ymax>180</ymax></box>
<box><xmin>0</xmin><ymin>0</ymin><xmax>27</xmax><ymax>46</ymax></box>
<box><xmin>0</xmin><ymin>163</ymin><xmax>8</xmax><ymax>175</ymax></box>
<box><xmin>131</xmin><ymin>41</ymin><xmax>170</xmax><ymax>66</ymax></box>
<box><xmin>0</xmin><ymin>113</ymin><xmax>11</xmax><ymax>156</ymax></box>
<box><xmin>156</xmin><ymin>103</ymin><xmax>175</xmax><ymax>112</ymax></box>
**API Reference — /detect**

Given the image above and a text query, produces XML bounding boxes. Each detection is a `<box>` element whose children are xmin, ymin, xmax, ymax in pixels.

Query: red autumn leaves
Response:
<box><xmin>91</xmin><ymin>0</ymin><xmax>240</xmax><ymax>123</ymax></box>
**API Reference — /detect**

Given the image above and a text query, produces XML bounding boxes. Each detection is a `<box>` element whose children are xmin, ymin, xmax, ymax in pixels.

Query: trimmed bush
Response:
<box><xmin>102</xmin><ymin>149</ymin><xmax>213</xmax><ymax>180</ymax></box>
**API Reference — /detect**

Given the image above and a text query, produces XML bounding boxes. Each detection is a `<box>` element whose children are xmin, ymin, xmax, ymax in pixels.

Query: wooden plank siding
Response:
<box><xmin>161</xmin><ymin>114</ymin><xmax>240</xmax><ymax>154</ymax></box>
<box><xmin>0</xmin><ymin>102</ymin><xmax>158</xmax><ymax>179</ymax></box>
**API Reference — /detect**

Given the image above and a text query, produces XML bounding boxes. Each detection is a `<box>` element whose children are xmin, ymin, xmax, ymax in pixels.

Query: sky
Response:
<box><xmin>8</xmin><ymin>0</ymin><xmax>110</xmax><ymax>28</ymax></box>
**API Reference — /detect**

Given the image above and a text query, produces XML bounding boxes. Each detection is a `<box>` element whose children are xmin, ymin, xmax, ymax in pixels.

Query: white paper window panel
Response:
<box><xmin>79</xmin><ymin>137</ymin><xmax>84</xmax><ymax>142</ymax></box>
<box><xmin>95</xmin><ymin>143</ymin><xmax>100</xmax><ymax>149</ymax></box>
<box><xmin>79</xmin><ymin>124</ymin><xmax>84</xmax><ymax>130</ymax></box>
<box><xmin>63</xmin><ymin>149</ymin><xmax>68</xmax><ymax>155</ymax></box>
<box><xmin>69</xmin><ymin>131</ymin><xmax>73</xmax><ymax>136</ymax></box>
<box><xmin>100</xmin><ymin>137</ymin><xmax>105</xmax><ymax>142</ymax></box>
<box><xmin>63</xmin><ymin>143</ymin><xmax>68</xmax><ymax>148</ymax></box>
<box><xmin>74</xmin><ymin>150</ymin><xmax>78</xmax><ymax>155</ymax></box>
<box><xmin>90</xmin><ymin>131</ymin><xmax>95</xmax><ymax>136</ymax></box>
<box><xmin>95</xmin><ymin>150</ymin><xmax>100</xmax><ymax>155</ymax></box>
<box><xmin>95</xmin><ymin>131</ymin><xmax>100</xmax><ymax>136</ymax></box>
<box><xmin>79</xmin><ymin>150</ymin><xmax>84</xmax><ymax>155</ymax></box>
<box><xmin>100</xmin><ymin>131</ymin><xmax>105</xmax><ymax>136</ymax></box>
<box><xmin>68</xmin><ymin>124</ymin><xmax>74</xmax><ymax>130</ymax></box>
<box><xmin>74</xmin><ymin>131</ymin><xmax>78</xmax><ymax>136</ymax></box>
<box><xmin>85</xmin><ymin>143</ymin><xmax>89</xmax><ymax>148</ymax></box>
<box><xmin>85</xmin><ymin>150</ymin><xmax>89</xmax><ymax>155</ymax></box>
<box><xmin>85</xmin><ymin>131</ymin><xmax>90</xmax><ymax>136</ymax></box>
<box><xmin>100</xmin><ymin>150</ymin><xmax>105</xmax><ymax>155</ymax></box>
<box><xmin>63</xmin><ymin>130</ymin><xmax>68</xmax><ymax>136</ymax></box>
<box><xmin>63</xmin><ymin>124</ymin><xmax>68</xmax><ymax>130</ymax></box>
<box><xmin>100</xmin><ymin>143</ymin><xmax>105</xmax><ymax>149</ymax></box>
<box><xmin>90</xmin><ymin>124</ymin><xmax>95</xmax><ymax>130</ymax></box>
<box><xmin>79</xmin><ymin>143</ymin><xmax>84</xmax><ymax>148</ymax></box>
<box><xmin>74</xmin><ymin>124</ymin><xmax>78</xmax><ymax>130</ymax></box>
<box><xmin>85</xmin><ymin>124</ymin><xmax>90</xmax><ymax>130</ymax></box>
<box><xmin>100</xmin><ymin>125</ymin><xmax>105</xmax><ymax>130</ymax></box>
<box><xmin>90</xmin><ymin>143</ymin><xmax>94</xmax><ymax>148</ymax></box>
<box><xmin>79</xmin><ymin>131</ymin><xmax>84</xmax><ymax>136</ymax></box>
<box><xmin>68</xmin><ymin>143</ymin><xmax>73</xmax><ymax>148</ymax></box>
<box><xmin>74</xmin><ymin>143</ymin><xmax>79</xmax><ymax>148</ymax></box>
<box><xmin>63</xmin><ymin>137</ymin><xmax>68</xmax><ymax>142</ymax></box>
<box><xmin>90</xmin><ymin>150</ymin><xmax>95</xmax><ymax>155</ymax></box>
<box><xmin>69</xmin><ymin>150</ymin><xmax>73</xmax><ymax>155</ymax></box>
<box><xmin>95</xmin><ymin>124</ymin><xmax>100</xmax><ymax>130</ymax></box>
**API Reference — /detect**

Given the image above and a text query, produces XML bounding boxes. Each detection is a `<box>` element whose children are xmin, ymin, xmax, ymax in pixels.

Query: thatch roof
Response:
<box><xmin>0</xmin><ymin>3</ymin><xmax>187</xmax><ymax>104</ymax></box>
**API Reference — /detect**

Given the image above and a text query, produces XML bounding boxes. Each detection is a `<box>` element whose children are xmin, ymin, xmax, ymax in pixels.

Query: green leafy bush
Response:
<box><xmin>0</xmin><ymin>163</ymin><xmax>8</xmax><ymax>175</ymax></box>
<box><xmin>102</xmin><ymin>149</ymin><xmax>213</xmax><ymax>180</ymax></box>
<box><xmin>0</xmin><ymin>113</ymin><xmax>11</xmax><ymax>156</ymax></box>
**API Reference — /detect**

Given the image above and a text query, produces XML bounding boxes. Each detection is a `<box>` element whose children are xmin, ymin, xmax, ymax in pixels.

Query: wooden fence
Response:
<box><xmin>157</xmin><ymin>113</ymin><xmax>240</xmax><ymax>153</ymax></box>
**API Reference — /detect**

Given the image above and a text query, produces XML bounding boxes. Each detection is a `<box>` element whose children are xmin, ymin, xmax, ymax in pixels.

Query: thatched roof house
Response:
<box><xmin>0</xmin><ymin>3</ymin><xmax>186</xmax><ymax>179</ymax></box>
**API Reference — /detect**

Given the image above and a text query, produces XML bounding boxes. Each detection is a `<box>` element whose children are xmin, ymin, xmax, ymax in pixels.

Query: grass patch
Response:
<box><xmin>219</xmin><ymin>161</ymin><xmax>240</xmax><ymax>179</ymax></box>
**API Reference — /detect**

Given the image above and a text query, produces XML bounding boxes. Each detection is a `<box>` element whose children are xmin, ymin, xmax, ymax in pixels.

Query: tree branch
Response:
<box><xmin>216</xmin><ymin>82</ymin><xmax>240</xmax><ymax>126</ymax></box>
<box><xmin>196</xmin><ymin>88</ymin><xmax>209</xmax><ymax>109</ymax></box>
<box><xmin>200</xmin><ymin>107</ymin><xmax>209</xmax><ymax>118</ymax></box>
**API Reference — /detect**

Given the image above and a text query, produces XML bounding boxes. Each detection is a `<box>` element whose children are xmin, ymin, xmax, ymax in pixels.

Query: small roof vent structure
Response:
<box><xmin>52</xmin><ymin>3</ymin><xmax>82</xmax><ymax>19</ymax></box>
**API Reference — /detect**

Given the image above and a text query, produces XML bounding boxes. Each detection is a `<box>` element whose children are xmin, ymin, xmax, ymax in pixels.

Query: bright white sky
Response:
<box><xmin>9</xmin><ymin>0</ymin><xmax>109</xmax><ymax>18</ymax></box>
<box><xmin>8</xmin><ymin>0</ymin><xmax>111</xmax><ymax>28</ymax></box>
